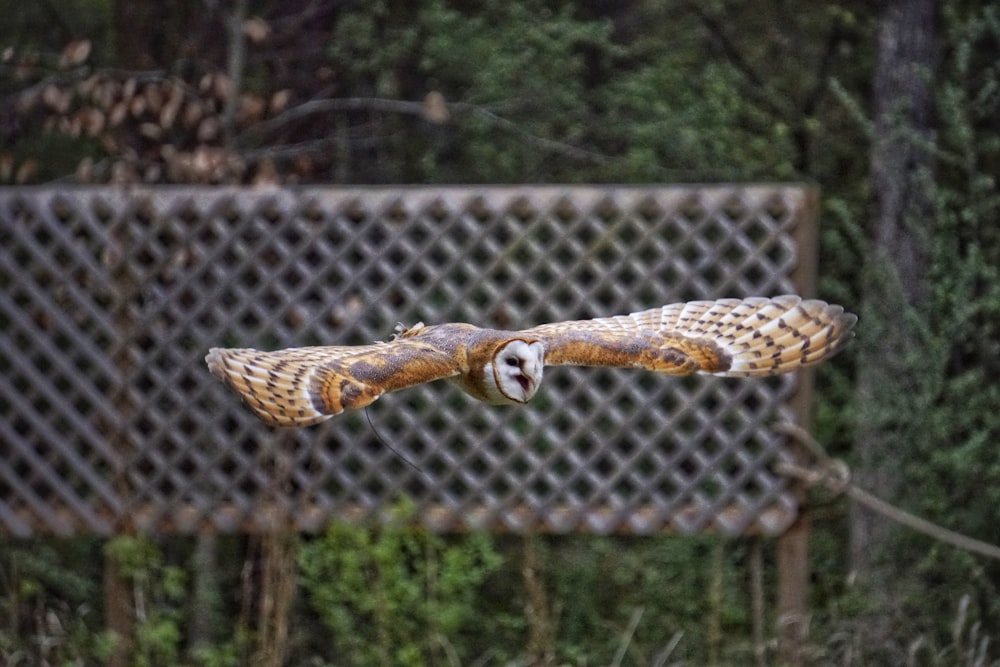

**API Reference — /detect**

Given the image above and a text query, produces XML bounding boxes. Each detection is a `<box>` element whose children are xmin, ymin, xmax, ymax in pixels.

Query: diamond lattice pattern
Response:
<box><xmin>0</xmin><ymin>186</ymin><xmax>812</xmax><ymax>536</ymax></box>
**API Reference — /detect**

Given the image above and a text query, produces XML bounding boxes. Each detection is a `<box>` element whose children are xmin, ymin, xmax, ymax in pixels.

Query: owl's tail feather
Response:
<box><xmin>672</xmin><ymin>295</ymin><xmax>858</xmax><ymax>377</ymax></box>
<box><xmin>207</xmin><ymin>347</ymin><xmax>380</xmax><ymax>427</ymax></box>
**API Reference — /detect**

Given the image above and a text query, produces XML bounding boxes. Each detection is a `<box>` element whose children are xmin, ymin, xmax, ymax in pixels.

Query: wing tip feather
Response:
<box><xmin>717</xmin><ymin>296</ymin><xmax>857</xmax><ymax>376</ymax></box>
<box><xmin>206</xmin><ymin>346</ymin><xmax>333</xmax><ymax>427</ymax></box>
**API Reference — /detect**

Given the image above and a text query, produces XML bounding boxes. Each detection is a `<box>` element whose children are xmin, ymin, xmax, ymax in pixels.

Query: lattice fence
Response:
<box><xmin>0</xmin><ymin>185</ymin><xmax>817</xmax><ymax>537</ymax></box>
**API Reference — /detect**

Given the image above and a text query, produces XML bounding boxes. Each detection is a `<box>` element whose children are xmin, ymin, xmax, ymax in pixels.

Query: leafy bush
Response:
<box><xmin>297</xmin><ymin>502</ymin><xmax>501</xmax><ymax>666</ymax></box>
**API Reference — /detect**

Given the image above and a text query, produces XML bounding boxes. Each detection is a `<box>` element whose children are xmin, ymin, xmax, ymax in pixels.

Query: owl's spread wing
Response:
<box><xmin>206</xmin><ymin>338</ymin><xmax>461</xmax><ymax>427</ymax></box>
<box><xmin>522</xmin><ymin>295</ymin><xmax>856</xmax><ymax>376</ymax></box>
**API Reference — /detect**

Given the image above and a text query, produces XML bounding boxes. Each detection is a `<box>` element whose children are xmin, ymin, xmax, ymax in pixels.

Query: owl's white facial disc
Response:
<box><xmin>487</xmin><ymin>339</ymin><xmax>545</xmax><ymax>404</ymax></box>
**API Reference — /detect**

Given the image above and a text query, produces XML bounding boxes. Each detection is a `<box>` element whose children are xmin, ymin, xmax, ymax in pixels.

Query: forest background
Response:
<box><xmin>2</xmin><ymin>0</ymin><xmax>999</xmax><ymax>665</ymax></box>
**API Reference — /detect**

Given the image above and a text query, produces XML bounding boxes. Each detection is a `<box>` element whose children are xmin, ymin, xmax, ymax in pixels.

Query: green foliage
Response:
<box><xmin>0</xmin><ymin>0</ymin><xmax>875</xmax><ymax>186</ymax></box>
<box><xmin>326</xmin><ymin>0</ymin><xmax>616</xmax><ymax>183</ymax></box>
<box><xmin>898</xmin><ymin>4</ymin><xmax>998</xmax><ymax>506</ymax></box>
<box><xmin>601</xmin><ymin>59</ymin><xmax>765</xmax><ymax>179</ymax></box>
<box><xmin>105</xmin><ymin>535</ymin><xmax>188</xmax><ymax>667</ymax></box>
<box><xmin>297</xmin><ymin>502</ymin><xmax>502</xmax><ymax>666</ymax></box>
<box><xmin>422</xmin><ymin>2</ymin><xmax>613</xmax><ymax>181</ymax></box>
<box><xmin>0</xmin><ymin>537</ymin><xmax>113</xmax><ymax>665</ymax></box>
<box><xmin>190</xmin><ymin>642</ymin><xmax>239</xmax><ymax>667</ymax></box>
<box><xmin>889</xmin><ymin>4</ymin><xmax>1000</xmax><ymax>641</ymax></box>
<box><xmin>536</xmin><ymin>536</ymin><xmax>761</xmax><ymax>664</ymax></box>
<box><xmin>815</xmin><ymin>2</ymin><xmax>1000</xmax><ymax>655</ymax></box>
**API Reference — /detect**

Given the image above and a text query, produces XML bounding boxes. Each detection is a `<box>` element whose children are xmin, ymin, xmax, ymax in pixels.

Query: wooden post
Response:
<box><xmin>103</xmin><ymin>548</ymin><xmax>133</xmax><ymax>667</ymax></box>
<box><xmin>104</xmin><ymin>194</ymin><xmax>141</xmax><ymax>667</ymax></box>
<box><xmin>522</xmin><ymin>536</ymin><xmax>555</xmax><ymax>666</ymax></box>
<box><xmin>775</xmin><ymin>186</ymin><xmax>820</xmax><ymax>665</ymax></box>
<box><xmin>776</xmin><ymin>511</ymin><xmax>810</xmax><ymax>665</ymax></box>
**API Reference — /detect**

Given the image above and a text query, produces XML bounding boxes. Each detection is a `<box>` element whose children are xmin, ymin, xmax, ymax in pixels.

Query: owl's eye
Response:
<box><xmin>505</xmin><ymin>357</ymin><xmax>520</xmax><ymax>367</ymax></box>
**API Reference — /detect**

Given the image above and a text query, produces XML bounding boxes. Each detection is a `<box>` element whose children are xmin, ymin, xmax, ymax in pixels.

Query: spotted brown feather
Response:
<box><xmin>207</xmin><ymin>295</ymin><xmax>857</xmax><ymax>427</ymax></box>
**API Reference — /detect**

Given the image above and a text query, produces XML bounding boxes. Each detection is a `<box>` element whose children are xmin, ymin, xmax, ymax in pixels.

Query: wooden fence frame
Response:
<box><xmin>0</xmin><ymin>184</ymin><xmax>821</xmax><ymax>663</ymax></box>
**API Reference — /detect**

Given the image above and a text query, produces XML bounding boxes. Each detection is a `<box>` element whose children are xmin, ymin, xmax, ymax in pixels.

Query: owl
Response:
<box><xmin>206</xmin><ymin>295</ymin><xmax>856</xmax><ymax>428</ymax></box>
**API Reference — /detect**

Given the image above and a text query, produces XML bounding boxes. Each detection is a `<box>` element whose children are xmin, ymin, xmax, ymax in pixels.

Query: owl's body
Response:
<box><xmin>207</xmin><ymin>295</ymin><xmax>857</xmax><ymax>428</ymax></box>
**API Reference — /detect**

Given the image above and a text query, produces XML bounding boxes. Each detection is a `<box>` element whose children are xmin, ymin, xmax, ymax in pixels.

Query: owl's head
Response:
<box><xmin>488</xmin><ymin>339</ymin><xmax>545</xmax><ymax>404</ymax></box>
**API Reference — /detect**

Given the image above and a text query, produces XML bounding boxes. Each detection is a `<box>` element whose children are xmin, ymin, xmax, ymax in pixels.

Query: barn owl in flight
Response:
<box><xmin>206</xmin><ymin>295</ymin><xmax>856</xmax><ymax>428</ymax></box>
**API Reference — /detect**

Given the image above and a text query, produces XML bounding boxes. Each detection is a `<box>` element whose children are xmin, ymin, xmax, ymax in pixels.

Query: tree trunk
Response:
<box><xmin>868</xmin><ymin>0</ymin><xmax>937</xmax><ymax>306</ymax></box>
<box><xmin>851</xmin><ymin>0</ymin><xmax>937</xmax><ymax>640</ymax></box>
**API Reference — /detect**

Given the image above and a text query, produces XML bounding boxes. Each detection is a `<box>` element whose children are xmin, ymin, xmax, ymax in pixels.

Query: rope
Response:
<box><xmin>773</xmin><ymin>422</ymin><xmax>1000</xmax><ymax>561</ymax></box>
